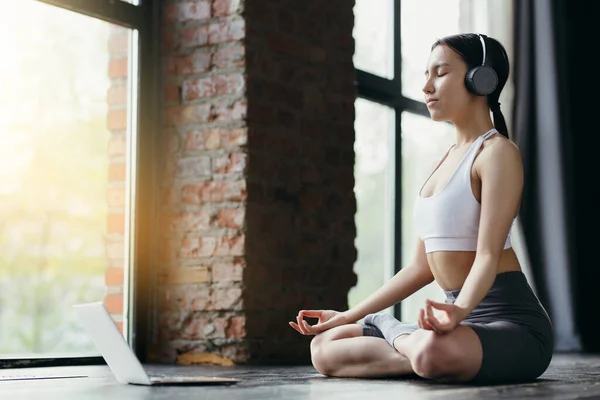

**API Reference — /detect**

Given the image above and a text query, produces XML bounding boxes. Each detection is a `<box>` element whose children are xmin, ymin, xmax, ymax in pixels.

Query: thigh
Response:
<box><xmin>464</xmin><ymin>320</ymin><xmax>553</xmax><ymax>383</ymax></box>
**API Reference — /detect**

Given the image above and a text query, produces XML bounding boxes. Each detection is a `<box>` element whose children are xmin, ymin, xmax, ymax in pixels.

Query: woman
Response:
<box><xmin>289</xmin><ymin>33</ymin><xmax>554</xmax><ymax>384</ymax></box>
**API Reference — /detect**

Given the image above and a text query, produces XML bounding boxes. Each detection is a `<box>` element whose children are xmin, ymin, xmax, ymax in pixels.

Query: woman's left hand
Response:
<box><xmin>418</xmin><ymin>299</ymin><xmax>468</xmax><ymax>334</ymax></box>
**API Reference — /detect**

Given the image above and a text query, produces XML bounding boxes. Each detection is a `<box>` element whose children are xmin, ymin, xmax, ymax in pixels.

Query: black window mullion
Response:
<box><xmin>393</xmin><ymin>0</ymin><xmax>403</xmax><ymax>321</ymax></box>
<box><xmin>35</xmin><ymin>0</ymin><xmax>143</xmax><ymax>29</ymax></box>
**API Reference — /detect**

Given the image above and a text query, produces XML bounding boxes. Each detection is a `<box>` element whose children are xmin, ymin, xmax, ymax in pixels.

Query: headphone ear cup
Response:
<box><xmin>465</xmin><ymin>65</ymin><xmax>498</xmax><ymax>96</ymax></box>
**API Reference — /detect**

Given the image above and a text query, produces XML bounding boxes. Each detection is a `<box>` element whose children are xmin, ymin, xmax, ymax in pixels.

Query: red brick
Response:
<box><xmin>182</xmin><ymin>73</ymin><xmax>245</xmax><ymax>101</ymax></box>
<box><xmin>227</xmin><ymin>316</ymin><xmax>246</xmax><ymax>338</ymax></box>
<box><xmin>216</xmin><ymin>207</ymin><xmax>244</xmax><ymax>229</ymax></box>
<box><xmin>108</xmin><ymin>135</ymin><xmax>127</xmax><ymax>157</ymax></box>
<box><xmin>212</xmin><ymin>260</ymin><xmax>244</xmax><ymax>282</ymax></box>
<box><xmin>213</xmin><ymin>98</ymin><xmax>247</xmax><ymax>122</ymax></box>
<box><xmin>213</xmin><ymin>152</ymin><xmax>246</xmax><ymax>174</ymax></box>
<box><xmin>165</xmin><ymin>131</ymin><xmax>180</xmax><ymax>153</ymax></box>
<box><xmin>190</xmin><ymin>288</ymin><xmax>212</xmax><ymax>311</ymax></box>
<box><xmin>208</xmin><ymin>18</ymin><xmax>245</xmax><ymax>44</ymax></box>
<box><xmin>220</xmin><ymin>344</ymin><xmax>249</xmax><ymax>363</ymax></box>
<box><xmin>185</xmin><ymin>129</ymin><xmax>221</xmax><ymax>151</ymax></box>
<box><xmin>173</xmin><ymin>210</ymin><xmax>212</xmax><ymax>233</ymax></box>
<box><xmin>164</xmin><ymin>84</ymin><xmax>180</xmax><ymax>103</ymax></box>
<box><xmin>164</xmin><ymin>104</ymin><xmax>212</xmax><ymax>126</ymax></box>
<box><xmin>107</xmin><ymin>187</ymin><xmax>125</xmax><ymax>207</ymax></box>
<box><xmin>167</xmin><ymin>286</ymin><xmax>211</xmax><ymax>312</ymax></box>
<box><xmin>107</xmin><ymin>213</ymin><xmax>125</xmax><ymax>234</ymax></box>
<box><xmin>181</xmin><ymin>180</ymin><xmax>247</xmax><ymax>204</ymax></box>
<box><xmin>180</xmin><ymin>315</ymin><xmax>226</xmax><ymax>339</ymax></box>
<box><xmin>163</xmin><ymin>4</ymin><xmax>176</xmax><ymax>25</ymax></box>
<box><xmin>179</xmin><ymin>26</ymin><xmax>209</xmax><ymax>49</ymax></box>
<box><xmin>167</xmin><ymin>52</ymin><xmax>211</xmax><ymax>76</ymax></box>
<box><xmin>164</xmin><ymin>267</ymin><xmax>210</xmax><ymax>284</ymax></box>
<box><xmin>181</xmin><ymin>237</ymin><xmax>217</xmax><ymax>258</ymax></box>
<box><xmin>104</xmin><ymin>294</ymin><xmax>124</xmax><ymax>314</ymax></box>
<box><xmin>105</xmin><ymin>267</ymin><xmax>125</xmax><ymax>286</ymax></box>
<box><xmin>214</xmin><ymin>235</ymin><xmax>244</xmax><ymax>256</ymax></box>
<box><xmin>107</xmin><ymin>85</ymin><xmax>127</xmax><ymax>106</ymax></box>
<box><xmin>108</xmin><ymin>109</ymin><xmax>127</xmax><ymax>130</ymax></box>
<box><xmin>221</xmin><ymin>128</ymin><xmax>247</xmax><ymax>147</ymax></box>
<box><xmin>212</xmin><ymin>0</ymin><xmax>240</xmax><ymax>17</ymax></box>
<box><xmin>184</xmin><ymin>128</ymin><xmax>246</xmax><ymax>151</ymax></box>
<box><xmin>108</xmin><ymin>162</ymin><xmax>127</xmax><ymax>181</ymax></box>
<box><xmin>173</xmin><ymin>1</ymin><xmax>211</xmax><ymax>22</ymax></box>
<box><xmin>176</xmin><ymin>156</ymin><xmax>211</xmax><ymax>178</ymax></box>
<box><xmin>163</xmin><ymin>26</ymin><xmax>176</xmax><ymax>52</ymax></box>
<box><xmin>211</xmin><ymin>287</ymin><xmax>242</xmax><ymax>309</ymax></box>
<box><xmin>109</xmin><ymin>57</ymin><xmax>128</xmax><ymax>78</ymax></box>
<box><xmin>106</xmin><ymin>238</ymin><xmax>125</xmax><ymax>260</ymax></box>
<box><xmin>213</xmin><ymin>42</ymin><xmax>245</xmax><ymax>69</ymax></box>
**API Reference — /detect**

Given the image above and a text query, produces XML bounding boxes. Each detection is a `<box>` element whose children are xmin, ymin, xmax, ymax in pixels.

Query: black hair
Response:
<box><xmin>431</xmin><ymin>33</ymin><xmax>510</xmax><ymax>138</ymax></box>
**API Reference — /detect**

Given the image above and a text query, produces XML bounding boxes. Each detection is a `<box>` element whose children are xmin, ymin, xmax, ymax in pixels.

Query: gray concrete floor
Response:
<box><xmin>0</xmin><ymin>353</ymin><xmax>599</xmax><ymax>399</ymax></box>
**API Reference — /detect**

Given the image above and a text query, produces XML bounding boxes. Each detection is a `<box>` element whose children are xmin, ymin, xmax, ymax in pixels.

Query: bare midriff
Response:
<box><xmin>427</xmin><ymin>248</ymin><xmax>522</xmax><ymax>291</ymax></box>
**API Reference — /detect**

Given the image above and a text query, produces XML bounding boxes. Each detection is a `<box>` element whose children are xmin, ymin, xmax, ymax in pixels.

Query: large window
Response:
<box><xmin>349</xmin><ymin>100</ymin><xmax>396</xmax><ymax>310</ymax></box>
<box><xmin>0</xmin><ymin>0</ymin><xmax>154</xmax><ymax>366</ymax></box>
<box><xmin>352</xmin><ymin>0</ymin><xmax>514</xmax><ymax>321</ymax></box>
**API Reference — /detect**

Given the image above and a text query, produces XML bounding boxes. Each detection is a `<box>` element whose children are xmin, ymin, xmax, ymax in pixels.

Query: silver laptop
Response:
<box><xmin>73</xmin><ymin>302</ymin><xmax>239</xmax><ymax>386</ymax></box>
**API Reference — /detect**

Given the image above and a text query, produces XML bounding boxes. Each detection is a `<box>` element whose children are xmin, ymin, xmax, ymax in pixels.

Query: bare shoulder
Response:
<box><xmin>477</xmin><ymin>135</ymin><xmax>523</xmax><ymax>172</ymax></box>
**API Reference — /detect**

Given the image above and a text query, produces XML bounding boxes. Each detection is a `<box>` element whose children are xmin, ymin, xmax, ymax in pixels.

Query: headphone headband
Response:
<box><xmin>478</xmin><ymin>34</ymin><xmax>487</xmax><ymax>66</ymax></box>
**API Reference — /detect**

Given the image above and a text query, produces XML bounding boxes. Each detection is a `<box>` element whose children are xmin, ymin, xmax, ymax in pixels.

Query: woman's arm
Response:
<box><xmin>453</xmin><ymin>139</ymin><xmax>524</xmax><ymax>318</ymax></box>
<box><xmin>343</xmin><ymin>237</ymin><xmax>434</xmax><ymax>323</ymax></box>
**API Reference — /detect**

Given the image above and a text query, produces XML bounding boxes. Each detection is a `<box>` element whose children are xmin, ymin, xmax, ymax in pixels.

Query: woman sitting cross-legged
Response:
<box><xmin>289</xmin><ymin>33</ymin><xmax>554</xmax><ymax>385</ymax></box>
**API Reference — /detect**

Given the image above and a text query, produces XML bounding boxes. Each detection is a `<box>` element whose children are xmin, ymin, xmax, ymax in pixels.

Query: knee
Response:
<box><xmin>310</xmin><ymin>335</ymin><xmax>334</xmax><ymax>376</ymax></box>
<box><xmin>410</xmin><ymin>330</ymin><xmax>451</xmax><ymax>379</ymax></box>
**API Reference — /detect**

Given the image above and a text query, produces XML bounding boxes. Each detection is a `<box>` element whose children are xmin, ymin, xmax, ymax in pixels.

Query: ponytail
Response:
<box><xmin>490</xmin><ymin>102</ymin><xmax>509</xmax><ymax>139</ymax></box>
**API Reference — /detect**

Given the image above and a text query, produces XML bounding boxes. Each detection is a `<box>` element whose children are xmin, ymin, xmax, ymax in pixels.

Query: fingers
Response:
<box><xmin>288</xmin><ymin>321</ymin><xmax>303</xmax><ymax>334</ymax></box>
<box><xmin>289</xmin><ymin>320</ymin><xmax>316</xmax><ymax>336</ymax></box>
<box><xmin>289</xmin><ymin>314</ymin><xmax>320</xmax><ymax>336</ymax></box>
<box><xmin>426</xmin><ymin>301</ymin><xmax>445</xmax><ymax>334</ymax></box>
<box><xmin>418</xmin><ymin>308</ymin><xmax>434</xmax><ymax>330</ymax></box>
<box><xmin>297</xmin><ymin>314</ymin><xmax>308</xmax><ymax>334</ymax></box>
<box><xmin>298</xmin><ymin>310</ymin><xmax>322</xmax><ymax>319</ymax></box>
<box><xmin>424</xmin><ymin>315</ymin><xmax>443</xmax><ymax>334</ymax></box>
<box><xmin>427</xmin><ymin>299</ymin><xmax>451</xmax><ymax>311</ymax></box>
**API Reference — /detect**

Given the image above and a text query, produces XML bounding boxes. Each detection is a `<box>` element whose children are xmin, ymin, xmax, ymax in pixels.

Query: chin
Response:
<box><xmin>428</xmin><ymin>112</ymin><xmax>445</xmax><ymax>122</ymax></box>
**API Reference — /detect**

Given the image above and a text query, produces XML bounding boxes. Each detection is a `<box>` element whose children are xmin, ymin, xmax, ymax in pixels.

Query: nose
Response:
<box><xmin>422</xmin><ymin>76</ymin><xmax>434</xmax><ymax>95</ymax></box>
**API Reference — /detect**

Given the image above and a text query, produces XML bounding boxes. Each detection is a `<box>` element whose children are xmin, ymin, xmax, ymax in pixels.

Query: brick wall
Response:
<box><xmin>152</xmin><ymin>0</ymin><xmax>357</xmax><ymax>364</ymax></box>
<box><xmin>104</xmin><ymin>26</ymin><xmax>130</xmax><ymax>334</ymax></box>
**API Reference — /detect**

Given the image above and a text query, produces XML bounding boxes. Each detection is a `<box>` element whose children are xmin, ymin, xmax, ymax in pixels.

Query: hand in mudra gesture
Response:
<box><xmin>289</xmin><ymin>310</ymin><xmax>349</xmax><ymax>335</ymax></box>
<box><xmin>419</xmin><ymin>299</ymin><xmax>467</xmax><ymax>334</ymax></box>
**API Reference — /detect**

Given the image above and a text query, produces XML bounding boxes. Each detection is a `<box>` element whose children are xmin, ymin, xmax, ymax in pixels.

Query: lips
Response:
<box><xmin>426</xmin><ymin>99</ymin><xmax>438</xmax><ymax>107</ymax></box>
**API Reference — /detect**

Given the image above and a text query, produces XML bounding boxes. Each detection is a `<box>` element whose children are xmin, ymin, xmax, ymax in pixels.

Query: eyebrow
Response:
<box><xmin>424</xmin><ymin>62</ymin><xmax>450</xmax><ymax>76</ymax></box>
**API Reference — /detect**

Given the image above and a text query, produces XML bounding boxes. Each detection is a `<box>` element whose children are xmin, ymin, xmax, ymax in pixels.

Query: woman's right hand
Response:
<box><xmin>288</xmin><ymin>310</ymin><xmax>350</xmax><ymax>335</ymax></box>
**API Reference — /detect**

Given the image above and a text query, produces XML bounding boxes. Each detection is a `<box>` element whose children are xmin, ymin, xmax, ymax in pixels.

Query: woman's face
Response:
<box><xmin>422</xmin><ymin>44</ymin><xmax>473</xmax><ymax>122</ymax></box>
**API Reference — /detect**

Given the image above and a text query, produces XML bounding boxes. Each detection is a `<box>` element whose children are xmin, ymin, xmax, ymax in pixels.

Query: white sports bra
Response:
<box><xmin>414</xmin><ymin>128</ymin><xmax>513</xmax><ymax>254</ymax></box>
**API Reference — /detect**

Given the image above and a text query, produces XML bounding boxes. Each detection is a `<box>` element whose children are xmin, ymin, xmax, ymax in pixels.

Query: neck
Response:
<box><xmin>451</xmin><ymin>102</ymin><xmax>494</xmax><ymax>145</ymax></box>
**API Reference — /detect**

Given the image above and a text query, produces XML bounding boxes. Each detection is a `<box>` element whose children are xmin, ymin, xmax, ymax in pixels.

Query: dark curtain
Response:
<box><xmin>512</xmin><ymin>0</ymin><xmax>600</xmax><ymax>352</ymax></box>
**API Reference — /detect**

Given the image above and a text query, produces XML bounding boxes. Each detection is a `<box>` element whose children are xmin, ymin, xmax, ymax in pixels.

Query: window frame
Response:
<box><xmin>0</xmin><ymin>0</ymin><xmax>159</xmax><ymax>369</ymax></box>
<box><xmin>355</xmin><ymin>0</ymin><xmax>430</xmax><ymax>320</ymax></box>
